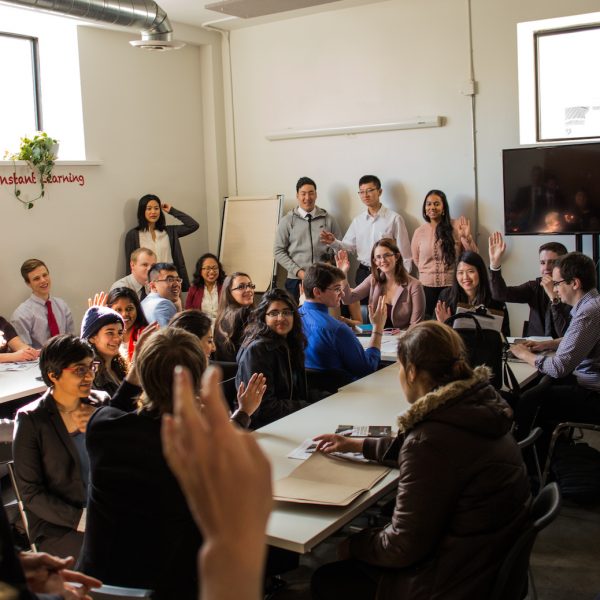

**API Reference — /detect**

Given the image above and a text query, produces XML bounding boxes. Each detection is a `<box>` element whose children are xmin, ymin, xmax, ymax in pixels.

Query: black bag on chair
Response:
<box><xmin>444</xmin><ymin>312</ymin><xmax>503</xmax><ymax>389</ymax></box>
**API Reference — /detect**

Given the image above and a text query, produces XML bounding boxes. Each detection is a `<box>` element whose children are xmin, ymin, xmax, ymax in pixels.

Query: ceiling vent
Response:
<box><xmin>204</xmin><ymin>0</ymin><xmax>342</xmax><ymax>19</ymax></box>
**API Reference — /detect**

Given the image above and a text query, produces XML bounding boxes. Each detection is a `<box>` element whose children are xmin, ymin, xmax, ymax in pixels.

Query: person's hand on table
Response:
<box><xmin>523</xmin><ymin>338</ymin><xmax>560</xmax><ymax>352</ymax></box>
<box><xmin>161</xmin><ymin>365</ymin><xmax>272</xmax><ymax>600</ymax></box>
<box><xmin>20</xmin><ymin>551</ymin><xmax>101</xmax><ymax>599</ymax></box>
<box><xmin>87</xmin><ymin>292</ymin><xmax>107</xmax><ymax>308</ymax></box>
<box><xmin>12</xmin><ymin>347</ymin><xmax>39</xmax><ymax>362</ymax></box>
<box><xmin>237</xmin><ymin>372</ymin><xmax>267</xmax><ymax>417</ymax></box>
<box><xmin>313</xmin><ymin>433</ymin><xmax>364</xmax><ymax>454</ymax></box>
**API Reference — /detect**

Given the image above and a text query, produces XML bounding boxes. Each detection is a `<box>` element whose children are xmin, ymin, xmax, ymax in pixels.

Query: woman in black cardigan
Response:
<box><xmin>124</xmin><ymin>194</ymin><xmax>199</xmax><ymax>291</ymax></box>
<box><xmin>13</xmin><ymin>335</ymin><xmax>101</xmax><ymax>558</ymax></box>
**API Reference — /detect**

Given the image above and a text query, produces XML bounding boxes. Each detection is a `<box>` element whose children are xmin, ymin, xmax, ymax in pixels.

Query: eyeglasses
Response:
<box><xmin>63</xmin><ymin>361</ymin><xmax>100</xmax><ymax>379</ymax></box>
<box><xmin>326</xmin><ymin>285</ymin><xmax>344</xmax><ymax>293</ymax></box>
<box><xmin>358</xmin><ymin>188</ymin><xmax>379</xmax><ymax>196</ymax></box>
<box><xmin>232</xmin><ymin>283</ymin><xmax>256</xmax><ymax>291</ymax></box>
<box><xmin>201</xmin><ymin>266</ymin><xmax>219</xmax><ymax>272</ymax></box>
<box><xmin>266</xmin><ymin>309</ymin><xmax>294</xmax><ymax>318</ymax></box>
<box><xmin>552</xmin><ymin>279</ymin><xmax>571</xmax><ymax>288</ymax></box>
<box><xmin>156</xmin><ymin>277</ymin><xmax>182</xmax><ymax>284</ymax></box>
<box><xmin>374</xmin><ymin>252</ymin><xmax>395</xmax><ymax>262</ymax></box>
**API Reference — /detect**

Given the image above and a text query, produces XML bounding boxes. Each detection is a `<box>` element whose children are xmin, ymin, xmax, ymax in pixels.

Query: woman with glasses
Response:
<box><xmin>185</xmin><ymin>253</ymin><xmax>226</xmax><ymax>321</ymax></box>
<box><xmin>13</xmin><ymin>334</ymin><xmax>104</xmax><ymax>558</ymax></box>
<box><xmin>80</xmin><ymin>306</ymin><xmax>128</xmax><ymax>396</ymax></box>
<box><xmin>411</xmin><ymin>189</ymin><xmax>478</xmax><ymax>316</ymax></box>
<box><xmin>236</xmin><ymin>289</ymin><xmax>307</xmax><ymax>429</ymax></box>
<box><xmin>124</xmin><ymin>194</ymin><xmax>199</xmax><ymax>291</ymax></box>
<box><xmin>106</xmin><ymin>287</ymin><xmax>148</xmax><ymax>360</ymax></box>
<box><xmin>311</xmin><ymin>321</ymin><xmax>530</xmax><ymax>600</ymax></box>
<box><xmin>337</xmin><ymin>238</ymin><xmax>425</xmax><ymax>330</ymax></box>
<box><xmin>435</xmin><ymin>251</ymin><xmax>510</xmax><ymax>337</ymax></box>
<box><xmin>214</xmin><ymin>272</ymin><xmax>256</xmax><ymax>362</ymax></box>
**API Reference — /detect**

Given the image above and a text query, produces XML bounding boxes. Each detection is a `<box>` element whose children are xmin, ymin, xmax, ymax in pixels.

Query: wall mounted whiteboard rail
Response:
<box><xmin>265</xmin><ymin>117</ymin><xmax>443</xmax><ymax>141</ymax></box>
<box><xmin>219</xmin><ymin>195</ymin><xmax>283</xmax><ymax>293</ymax></box>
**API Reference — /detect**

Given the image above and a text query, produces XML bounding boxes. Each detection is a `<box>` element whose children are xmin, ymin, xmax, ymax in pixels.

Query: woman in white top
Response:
<box><xmin>124</xmin><ymin>194</ymin><xmax>199</xmax><ymax>291</ymax></box>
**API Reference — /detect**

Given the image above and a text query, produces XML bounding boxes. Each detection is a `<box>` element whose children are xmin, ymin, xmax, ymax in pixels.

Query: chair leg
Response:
<box><xmin>528</xmin><ymin>566</ymin><xmax>538</xmax><ymax>600</ymax></box>
<box><xmin>7</xmin><ymin>463</ymin><xmax>37</xmax><ymax>552</ymax></box>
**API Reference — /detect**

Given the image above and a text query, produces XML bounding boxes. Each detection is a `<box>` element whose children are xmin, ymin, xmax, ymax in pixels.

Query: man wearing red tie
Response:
<box><xmin>11</xmin><ymin>259</ymin><xmax>75</xmax><ymax>349</ymax></box>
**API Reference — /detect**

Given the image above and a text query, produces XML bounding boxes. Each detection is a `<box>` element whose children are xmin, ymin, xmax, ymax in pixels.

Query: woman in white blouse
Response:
<box><xmin>124</xmin><ymin>194</ymin><xmax>199</xmax><ymax>291</ymax></box>
<box><xmin>185</xmin><ymin>253</ymin><xmax>226</xmax><ymax>322</ymax></box>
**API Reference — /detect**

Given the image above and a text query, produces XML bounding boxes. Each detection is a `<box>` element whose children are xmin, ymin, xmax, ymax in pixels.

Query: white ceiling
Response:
<box><xmin>160</xmin><ymin>0</ymin><xmax>385</xmax><ymax>30</ymax></box>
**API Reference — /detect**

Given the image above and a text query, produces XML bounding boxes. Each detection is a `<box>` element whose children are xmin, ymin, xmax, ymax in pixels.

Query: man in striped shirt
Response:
<box><xmin>511</xmin><ymin>252</ymin><xmax>600</xmax><ymax>447</ymax></box>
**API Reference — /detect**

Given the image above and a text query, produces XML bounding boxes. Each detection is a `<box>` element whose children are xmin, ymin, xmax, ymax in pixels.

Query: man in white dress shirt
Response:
<box><xmin>110</xmin><ymin>247</ymin><xmax>157</xmax><ymax>300</ymax></box>
<box><xmin>11</xmin><ymin>259</ymin><xmax>75</xmax><ymax>349</ymax></box>
<box><xmin>320</xmin><ymin>175</ymin><xmax>412</xmax><ymax>287</ymax></box>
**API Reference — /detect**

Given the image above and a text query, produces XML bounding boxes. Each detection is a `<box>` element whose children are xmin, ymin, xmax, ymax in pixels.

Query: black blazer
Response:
<box><xmin>78</xmin><ymin>406</ymin><xmax>201</xmax><ymax>599</ymax></box>
<box><xmin>12</xmin><ymin>391</ymin><xmax>94</xmax><ymax>545</ymax></box>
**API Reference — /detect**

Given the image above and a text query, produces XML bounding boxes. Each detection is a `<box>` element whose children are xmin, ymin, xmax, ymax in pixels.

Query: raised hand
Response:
<box><xmin>161</xmin><ymin>202</ymin><xmax>172</xmax><ymax>213</ymax></box>
<box><xmin>488</xmin><ymin>231</ymin><xmax>506</xmax><ymax>269</ymax></box>
<box><xmin>320</xmin><ymin>230</ymin><xmax>336</xmax><ymax>245</ymax></box>
<box><xmin>237</xmin><ymin>372</ymin><xmax>267</xmax><ymax>417</ymax></box>
<box><xmin>87</xmin><ymin>291</ymin><xmax>107</xmax><ymax>308</ymax></box>
<box><xmin>458</xmin><ymin>216</ymin><xmax>476</xmax><ymax>250</ymax></box>
<box><xmin>335</xmin><ymin>249</ymin><xmax>351</xmax><ymax>274</ymax></box>
<box><xmin>435</xmin><ymin>300</ymin><xmax>452</xmax><ymax>323</ymax></box>
<box><xmin>368</xmin><ymin>296</ymin><xmax>386</xmax><ymax>332</ymax></box>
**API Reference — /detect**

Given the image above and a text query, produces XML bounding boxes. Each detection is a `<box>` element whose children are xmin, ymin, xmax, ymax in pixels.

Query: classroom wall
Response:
<box><xmin>0</xmin><ymin>24</ymin><xmax>226</xmax><ymax>328</ymax></box>
<box><xmin>225</xmin><ymin>0</ymin><xmax>599</xmax><ymax>332</ymax></box>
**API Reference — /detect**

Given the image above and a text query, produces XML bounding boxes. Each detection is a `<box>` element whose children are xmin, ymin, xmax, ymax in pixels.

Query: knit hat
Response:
<box><xmin>80</xmin><ymin>306</ymin><xmax>125</xmax><ymax>340</ymax></box>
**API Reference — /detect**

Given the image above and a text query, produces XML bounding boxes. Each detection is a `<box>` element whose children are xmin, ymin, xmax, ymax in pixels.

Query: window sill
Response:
<box><xmin>0</xmin><ymin>160</ymin><xmax>103</xmax><ymax>166</ymax></box>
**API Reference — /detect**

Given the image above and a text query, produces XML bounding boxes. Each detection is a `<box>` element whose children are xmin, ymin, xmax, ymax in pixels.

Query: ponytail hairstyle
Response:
<box><xmin>422</xmin><ymin>190</ymin><xmax>456</xmax><ymax>267</ymax></box>
<box><xmin>396</xmin><ymin>321</ymin><xmax>472</xmax><ymax>387</ymax></box>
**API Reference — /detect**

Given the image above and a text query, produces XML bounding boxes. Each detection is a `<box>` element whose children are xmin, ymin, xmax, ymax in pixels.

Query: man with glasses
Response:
<box><xmin>110</xmin><ymin>247</ymin><xmax>157</xmax><ymax>301</ymax></box>
<box><xmin>141</xmin><ymin>262</ymin><xmax>182</xmax><ymax>327</ymax></box>
<box><xmin>488</xmin><ymin>232</ymin><xmax>570</xmax><ymax>337</ymax></box>
<box><xmin>274</xmin><ymin>177</ymin><xmax>342</xmax><ymax>302</ymax></box>
<box><xmin>320</xmin><ymin>175</ymin><xmax>412</xmax><ymax>287</ymax></box>
<box><xmin>511</xmin><ymin>252</ymin><xmax>600</xmax><ymax>451</ymax></box>
<box><xmin>299</xmin><ymin>262</ymin><xmax>386</xmax><ymax>383</ymax></box>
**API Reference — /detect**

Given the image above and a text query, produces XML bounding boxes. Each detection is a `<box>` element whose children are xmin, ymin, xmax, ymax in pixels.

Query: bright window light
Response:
<box><xmin>0</xmin><ymin>5</ymin><xmax>85</xmax><ymax>159</ymax></box>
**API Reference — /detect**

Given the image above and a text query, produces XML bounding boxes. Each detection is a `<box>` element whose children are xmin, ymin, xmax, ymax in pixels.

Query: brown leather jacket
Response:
<box><xmin>350</xmin><ymin>366</ymin><xmax>531</xmax><ymax>600</ymax></box>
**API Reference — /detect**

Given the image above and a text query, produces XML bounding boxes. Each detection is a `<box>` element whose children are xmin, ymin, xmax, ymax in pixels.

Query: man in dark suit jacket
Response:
<box><xmin>78</xmin><ymin>328</ymin><xmax>206</xmax><ymax>599</ymax></box>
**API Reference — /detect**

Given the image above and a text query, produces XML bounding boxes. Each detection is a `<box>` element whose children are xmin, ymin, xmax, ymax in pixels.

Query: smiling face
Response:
<box><xmin>230</xmin><ymin>275</ymin><xmax>255</xmax><ymax>306</ymax></box>
<box><xmin>109</xmin><ymin>297</ymin><xmax>137</xmax><ymax>332</ymax></box>
<box><xmin>424</xmin><ymin>193</ymin><xmax>444</xmax><ymax>222</ymax></box>
<box><xmin>201</xmin><ymin>257</ymin><xmax>220</xmax><ymax>285</ymax></box>
<box><xmin>50</xmin><ymin>357</ymin><xmax>97</xmax><ymax>401</ymax></box>
<box><xmin>199</xmin><ymin>330</ymin><xmax>216</xmax><ymax>359</ymax></box>
<box><xmin>265</xmin><ymin>300</ymin><xmax>294</xmax><ymax>337</ymax></box>
<box><xmin>456</xmin><ymin>261</ymin><xmax>480</xmax><ymax>296</ymax></box>
<box><xmin>26</xmin><ymin>265</ymin><xmax>52</xmax><ymax>300</ymax></box>
<box><xmin>144</xmin><ymin>200</ymin><xmax>161</xmax><ymax>225</ymax></box>
<box><xmin>153</xmin><ymin>269</ymin><xmax>182</xmax><ymax>302</ymax></box>
<box><xmin>373</xmin><ymin>245</ymin><xmax>398</xmax><ymax>275</ymax></box>
<box><xmin>296</xmin><ymin>184</ymin><xmax>317</xmax><ymax>213</ymax></box>
<box><xmin>89</xmin><ymin>323</ymin><xmax>124</xmax><ymax>360</ymax></box>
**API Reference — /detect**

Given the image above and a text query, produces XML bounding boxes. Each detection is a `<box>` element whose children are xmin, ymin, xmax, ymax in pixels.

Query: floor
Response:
<box><xmin>273</xmin><ymin>431</ymin><xmax>600</xmax><ymax>600</ymax></box>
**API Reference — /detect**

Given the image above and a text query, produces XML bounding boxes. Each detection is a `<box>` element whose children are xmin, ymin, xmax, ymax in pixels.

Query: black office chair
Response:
<box><xmin>517</xmin><ymin>426</ymin><xmax>543</xmax><ymax>487</ymax></box>
<box><xmin>489</xmin><ymin>482</ymin><xmax>561</xmax><ymax>600</ymax></box>
<box><xmin>210</xmin><ymin>360</ymin><xmax>238</xmax><ymax>382</ymax></box>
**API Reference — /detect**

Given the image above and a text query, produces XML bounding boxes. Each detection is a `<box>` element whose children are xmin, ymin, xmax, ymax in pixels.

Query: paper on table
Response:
<box><xmin>274</xmin><ymin>451</ymin><xmax>390</xmax><ymax>506</ymax></box>
<box><xmin>506</xmin><ymin>336</ymin><xmax>552</xmax><ymax>344</ymax></box>
<box><xmin>287</xmin><ymin>439</ymin><xmax>371</xmax><ymax>463</ymax></box>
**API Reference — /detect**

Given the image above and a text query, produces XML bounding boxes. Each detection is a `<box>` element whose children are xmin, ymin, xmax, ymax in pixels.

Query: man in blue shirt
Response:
<box><xmin>299</xmin><ymin>262</ymin><xmax>386</xmax><ymax>382</ymax></box>
<box><xmin>141</xmin><ymin>262</ymin><xmax>182</xmax><ymax>327</ymax></box>
<box><xmin>511</xmin><ymin>252</ymin><xmax>600</xmax><ymax>448</ymax></box>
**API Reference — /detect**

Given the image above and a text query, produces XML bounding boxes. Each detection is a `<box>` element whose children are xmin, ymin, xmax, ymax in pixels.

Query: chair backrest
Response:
<box><xmin>489</xmin><ymin>482</ymin><xmax>561</xmax><ymax>600</ymax></box>
<box><xmin>220</xmin><ymin>377</ymin><xmax>238</xmax><ymax>412</ymax></box>
<box><xmin>210</xmin><ymin>360</ymin><xmax>238</xmax><ymax>381</ymax></box>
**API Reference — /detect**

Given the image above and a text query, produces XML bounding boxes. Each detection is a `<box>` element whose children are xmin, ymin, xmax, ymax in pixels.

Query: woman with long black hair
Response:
<box><xmin>411</xmin><ymin>189</ymin><xmax>478</xmax><ymax>315</ymax></box>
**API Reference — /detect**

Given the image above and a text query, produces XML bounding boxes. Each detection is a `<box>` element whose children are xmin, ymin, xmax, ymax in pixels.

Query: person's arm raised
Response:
<box><xmin>161</xmin><ymin>366</ymin><xmax>272</xmax><ymax>600</ymax></box>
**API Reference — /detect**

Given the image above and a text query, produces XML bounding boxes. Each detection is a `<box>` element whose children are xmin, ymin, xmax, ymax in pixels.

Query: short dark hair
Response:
<box><xmin>539</xmin><ymin>241</ymin><xmax>568</xmax><ymax>256</ymax></box>
<box><xmin>169</xmin><ymin>309</ymin><xmax>212</xmax><ymax>340</ymax></box>
<box><xmin>148</xmin><ymin>262</ymin><xmax>178</xmax><ymax>282</ymax></box>
<box><xmin>555</xmin><ymin>252</ymin><xmax>597</xmax><ymax>292</ymax></box>
<box><xmin>137</xmin><ymin>328</ymin><xmax>207</xmax><ymax>415</ymax></box>
<box><xmin>192</xmin><ymin>253</ymin><xmax>226</xmax><ymax>288</ymax></box>
<box><xmin>136</xmin><ymin>194</ymin><xmax>166</xmax><ymax>231</ymax></box>
<box><xmin>39</xmin><ymin>334</ymin><xmax>94</xmax><ymax>387</ymax></box>
<box><xmin>20</xmin><ymin>259</ymin><xmax>47</xmax><ymax>283</ymax></box>
<box><xmin>359</xmin><ymin>175</ymin><xmax>381</xmax><ymax>189</ymax></box>
<box><xmin>303</xmin><ymin>263</ymin><xmax>345</xmax><ymax>299</ymax></box>
<box><xmin>296</xmin><ymin>177</ymin><xmax>316</xmax><ymax>193</ymax></box>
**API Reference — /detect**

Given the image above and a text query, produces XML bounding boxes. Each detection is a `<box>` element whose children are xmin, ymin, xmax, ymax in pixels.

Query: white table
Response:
<box><xmin>357</xmin><ymin>334</ymin><xmax>399</xmax><ymax>362</ymax></box>
<box><xmin>257</xmin><ymin>364</ymin><xmax>405</xmax><ymax>553</ymax></box>
<box><xmin>0</xmin><ymin>362</ymin><xmax>45</xmax><ymax>404</ymax></box>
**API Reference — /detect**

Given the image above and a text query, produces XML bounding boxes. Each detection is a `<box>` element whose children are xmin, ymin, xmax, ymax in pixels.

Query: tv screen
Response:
<box><xmin>503</xmin><ymin>142</ymin><xmax>600</xmax><ymax>235</ymax></box>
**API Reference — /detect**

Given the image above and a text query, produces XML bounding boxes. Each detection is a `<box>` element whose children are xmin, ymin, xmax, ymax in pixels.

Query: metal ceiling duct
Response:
<box><xmin>1</xmin><ymin>0</ymin><xmax>185</xmax><ymax>50</ymax></box>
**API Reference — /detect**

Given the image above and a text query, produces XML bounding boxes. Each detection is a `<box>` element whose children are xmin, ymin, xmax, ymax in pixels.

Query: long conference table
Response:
<box><xmin>257</xmin><ymin>357</ymin><xmax>538</xmax><ymax>554</ymax></box>
<box><xmin>0</xmin><ymin>361</ymin><xmax>44</xmax><ymax>405</ymax></box>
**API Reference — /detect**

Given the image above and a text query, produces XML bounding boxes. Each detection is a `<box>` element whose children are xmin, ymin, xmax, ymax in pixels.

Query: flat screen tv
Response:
<box><xmin>503</xmin><ymin>142</ymin><xmax>600</xmax><ymax>235</ymax></box>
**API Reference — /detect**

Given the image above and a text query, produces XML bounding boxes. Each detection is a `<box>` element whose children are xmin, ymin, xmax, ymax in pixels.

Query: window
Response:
<box><xmin>0</xmin><ymin>33</ymin><xmax>41</xmax><ymax>143</ymax></box>
<box><xmin>518</xmin><ymin>12</ymin><xmax>600</xmax><ymax>144</ymax></box>
<box><xmin>0</xmin><ymin>5</ymin><xmax>85</xmax><ymax>159</ymax></box>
